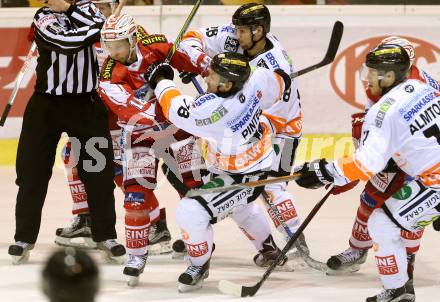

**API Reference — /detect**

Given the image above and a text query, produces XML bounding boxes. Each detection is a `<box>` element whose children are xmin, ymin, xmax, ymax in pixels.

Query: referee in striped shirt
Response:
<box><xmin>8</xmin><ymin>0</ymin><xmax>123</xmax><ymax>263</ymax></box>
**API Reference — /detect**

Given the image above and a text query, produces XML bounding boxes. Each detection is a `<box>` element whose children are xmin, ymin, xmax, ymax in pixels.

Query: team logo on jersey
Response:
<box><xmin>330</xmin><ymin>36</ymin><xmax>440</xmax><ymax>109</ymax></box>
<box><xmin>256</xmin><ymin>58</ymin><xmax>269</xmax><ymax>69</ymax></box>
<box><xmin>392</xmin><ymin>185</ymin><xmax>412</xmax><ymax>200</ymax></box>
<box><xmin>224</xmin><ymin>36</ymin><xmax>239</xmax><ymax>52</ymax></box>
<box><xmin>136</xmin><ymin>25</ymin><xmax>149</xmax><ymax>40</ymax></box>
<box><xmin>405</xmin><ymin>85</ymin><xmax>415</xmax><ymax>93</ymax></box>
<box><xmin>195</xmin><ymin>105</ymin><xmax>228</xmax><ymax>126</ymax></box>
<box><xmin>141</xmin><ymin>34</ymin><xmax>167</xmax><ymax>46</ymax></box>
<box><xmin>239</xmin><ymin>93</ymin><xmax>246</xmax><ymax>103</ymax></box>
<box><xmin>101</xmin><ymin>58</ymin><xmax>116</xmax><ymax>80</ymax></box>
<box><xmin>375</xmin><ymin>98</ymin><xmax>396</xmax><ymax>128</ymax></box>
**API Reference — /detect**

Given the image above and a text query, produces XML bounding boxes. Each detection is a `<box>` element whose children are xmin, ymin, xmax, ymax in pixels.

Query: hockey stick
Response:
<box><xmin>261</xmin><ymin>191</ymin><xmax>328</xmax><ymax>272</ymax></box>
<box><xmin>191</xmin><ymin>77</ymin><xmax>204</xmax><ymax>94</ymax></box>
<box><xmin>186</xmin><ymin>172</ymin><xmax>301</xmax><ymax>197</ymax></box>
<box><xmin>290</xmin><ymin>20</ymin><xmax>344</xmax><ymax>80</ymax></box>
<box><xmin>218</xmin><ymin>186</ymin><xmax>334</xmax><ymax>297</ymax></box>
<box><xmin>0</xmin><ymin>42</ymin><xmax>37</xmax><ymax>127</ymax></box>
<box><xmin>165</xmin><ymin>0</ymin><xmax>203</xmax><ymax>64</ymax></box>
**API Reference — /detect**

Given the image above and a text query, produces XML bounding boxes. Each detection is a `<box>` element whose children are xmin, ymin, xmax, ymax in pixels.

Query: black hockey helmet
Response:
<box><xmin>232</xmin><ymin>3</ymin><xmax>271</xmax><ymax>34</ymax></box>
<box><xmin>211</xmin><ymin>52</ymin><xmax>251</xmax><ymax>91</ymax></box>
<box><xmin>42</xmin><ymin>248</ymin><xmax>99</xmax><ymax>302</ymax></box>
<box><xmin>365</xmin><ymin>43</ymin><xmax>411</xmax><ymax>85</ymax></box>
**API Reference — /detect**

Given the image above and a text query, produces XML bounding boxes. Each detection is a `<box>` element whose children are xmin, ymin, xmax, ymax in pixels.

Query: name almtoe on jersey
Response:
<box><xmin>409</xmin><ymin>99</ymin><xmax>440</xmax><ymax>135</ymax></box>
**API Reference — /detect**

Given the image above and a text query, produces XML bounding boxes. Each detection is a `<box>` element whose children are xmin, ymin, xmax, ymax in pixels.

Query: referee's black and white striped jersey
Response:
<box><xmin>33</xmin><ymin>1</ymin><xmax>105</xmax><ymax>95</ymax></box>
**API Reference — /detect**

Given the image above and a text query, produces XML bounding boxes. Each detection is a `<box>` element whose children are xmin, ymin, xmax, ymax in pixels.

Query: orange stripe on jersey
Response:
<box><xmin>337</xmin><ymin>156</ymin><xmax>373</xmax><ymax>181</ymax></box>
<box><xmin>274</xmin><ymin>72</ymin><xmax>284</xmax><ymax>100</ymax></box>
<box><xmin>204</xmin><ymin>123</ymin><xmax>273</xmax><ymax>172</ymax></box>
<box><xmin>262</xmin><ymin>113</ymin><xmax>286</xmax><ymax>133</ymax></box>
<box><xmin>262</xmin><ymin>113</ymin><xmax>302</xmax><ymax>136</ymax></box>
<box><xmin>419</xmin><ymin>162</ymin><xmax>440</xmax><ymax>186</ymax></box>
<box><xmin>158</xmin><ymin>88</ymin><xmax>181</xmax><ymax>119</ymax></box>
<box><xmin>182</xmin><ymin>31</ymin><xmax>205</xmax><ymax>47</ymax></box>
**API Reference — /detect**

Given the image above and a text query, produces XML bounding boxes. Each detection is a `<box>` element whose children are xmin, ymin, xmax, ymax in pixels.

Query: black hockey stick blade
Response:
<box><xmin>218</xmin><ymin>187</ymin><xmax>334</xmax><ymax>297</ymax></box>
<box><xmin>0</xmin><ymin>103</ymin><xmax>12</xmax><ymax>127</ymax></box>
<box><xmin>291</xmin><ymin>20</ymin><xmax>344</xmax><ymax>79</ymax></box>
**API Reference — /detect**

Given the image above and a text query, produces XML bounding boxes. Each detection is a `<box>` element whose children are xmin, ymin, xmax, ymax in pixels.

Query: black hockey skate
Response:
<box><xmin>8</xmin><ymin>241</ymin><xmax>35</xmax><ymax>265</ymax></box>
<box><xmin>178</xmin><ymin>260</ymin><xmax>210</xmax><ymax>293</ymax></box>
<box><xmin>326</xmin><ymin>247</ymin><xmax>368</xmax><ymax>275</ymax></box>
<box><xmin>55</xmin><ymin>213</ymin><xmax>97</xmax><ymax>249</ymax></box>
<box><xmin>96</xmin><ymin>239</ymin><xmax>126</xmax><ymax>264</ymax></box>
<box><xmin>149</xmin><ymin>208</ymin><xmax>172</xmax><ymax>255</ymax></box>
<box><xmin>123</xmin><ymin>253</ymin><xmax>148</xmax><ymax>287</ymax></box>
<box><xmin>253</xmin><ymin>235</ymin><xmax>287</xmax><ymax>268</ymax></box>
<box><xmin>366</xmin><ymin>279</ymin><xmax>415</xmax><ymax>302</ymax></box>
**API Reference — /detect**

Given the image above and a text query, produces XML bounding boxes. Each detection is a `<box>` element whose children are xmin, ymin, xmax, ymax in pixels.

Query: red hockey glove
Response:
<box><xmin>351</xmin><ymin>112</ymin><xmax>366</xmax><ymax>148</ymax></box>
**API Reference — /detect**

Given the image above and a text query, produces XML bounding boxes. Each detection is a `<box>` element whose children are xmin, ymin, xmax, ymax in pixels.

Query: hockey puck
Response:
<box><xmin>172</xmin><ymin>239</ymin><xmax>185</xmax><ymax>253</ymax></box>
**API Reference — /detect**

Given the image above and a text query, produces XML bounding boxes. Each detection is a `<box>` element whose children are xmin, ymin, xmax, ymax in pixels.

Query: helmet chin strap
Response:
<box><xmin>127</xmin><ymin>35</ymin><xmax>137</xmax><ymax>64</ymax></box>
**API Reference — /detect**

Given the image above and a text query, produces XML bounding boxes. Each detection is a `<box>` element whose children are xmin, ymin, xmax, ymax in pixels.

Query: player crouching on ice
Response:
<box><xmin>295</xmin><ymin>43</ymin><xmax>440</xmax><ymax>302</ymax></box>
<box><xmin>144</xmin><ymin>52</ymin><xmax>293</xmax><ymax>292</ymax></box>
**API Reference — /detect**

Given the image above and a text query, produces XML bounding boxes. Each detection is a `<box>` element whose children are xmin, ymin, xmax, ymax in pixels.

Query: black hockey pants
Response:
<box><xmin>14</xmin><ymin>91</ymin><xmax>117</xmax><ymax>243</ymax></box>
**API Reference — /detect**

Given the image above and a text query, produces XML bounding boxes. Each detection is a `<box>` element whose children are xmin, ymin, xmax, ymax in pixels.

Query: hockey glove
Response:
<box><xmin>295</xmin><ymin>159</ymin><xmax>334</xmax><ymax>189</ymax></box>
<box><xmin>179</xmin><ymin>71</ymin><xmax>198</xmax><ymax>84</ymax></box>
<box><xmin>145</xmin><ymin>61</ymin><xmax>174</xmax><ymax>89</ymax></box>
<box><xmin>351</xmin><ymin>112</ymin><xmax>365</xmax><ymax>148</ymax></box>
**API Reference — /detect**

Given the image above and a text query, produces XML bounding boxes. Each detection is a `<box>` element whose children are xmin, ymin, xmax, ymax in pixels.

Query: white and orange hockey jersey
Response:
<box><xmin>329</xmin><ymin>78</ymin><xmax>440</xmax><ymax>188</ymax></box>
<box><xmin>364</xmin><ymin>65</ymin><xmax>440</xmax><ymax>108</ymax></box>
<box><xmin>153</xmin><ymin>68</ymin><xmax>286</xmax><ymax>174</ymax></box>
<box><xmin>180</xmin><ymin>24</ymin><xmax>301</xmax><ymax>138</ymax></box>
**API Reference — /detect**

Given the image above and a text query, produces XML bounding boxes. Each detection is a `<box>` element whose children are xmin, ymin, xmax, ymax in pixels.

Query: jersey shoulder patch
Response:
<box><xmin>100</xmin><ymin>58</ymin><xmax>116</xmax><ymax>80</ymax></box>
<box><xmin>136</xmin><ymin>25</ymin><xmax>149</xmax><ymax>40</ymax></box>
<box><xmin>140</xmin><ymin>34</ymin><xmax>167</xmax><ymax>46</ymax></box>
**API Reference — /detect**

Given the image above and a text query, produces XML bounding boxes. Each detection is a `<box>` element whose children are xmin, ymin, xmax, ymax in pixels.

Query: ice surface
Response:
<box><xmin>0</xmin><ymin>167</ymin><xmax>438</xmax><ymax>302</ymax></box>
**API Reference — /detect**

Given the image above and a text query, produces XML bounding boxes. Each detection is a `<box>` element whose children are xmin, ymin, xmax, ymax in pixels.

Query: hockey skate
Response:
<box><xmin>123</xmin><ymin>253</ymin><xmax>148</xmax><ymax>287</ymax></box>
<box><xmin>148</xmin><ymin>209</ymin><xmax>172</xmax><ymax>255</ymax></box>
<box><xmin>96</xmin><ymin>239</ymin><xmax>126</xmax><ymax>264</ymax></box>
<box><xmin>253</xmin><ymin>235</ymin><xmax>288</xmax><ymax>270</ymax></box>
<box><xmin>8</xmin><ymin>241</ymin><xmax>35</xmax><ymax>265</ymax></box>
<box><xmin>284</xmin><ymin>232</ymin><xmax>311</xmax><ymax>270</ymax></box>
<box><xmin>366</xmin><ymin>279</ymin><xmax>415</xmax><ymax>302</ymax></box>
<box><xmin>326</xmin><ymin>247</ymin><xmax>368</xmax><ymax>275</ymax></box>
<box><xmin>54</xmin><ymin>214</ymin><xmax>97</xmax><ymax>249</ymax></box>
<box><xmin>178</xmin><ymin>260</ymin><xmax>210</xmax><ymax>293</ymax></box>
<box><xmin>171</xmin><ymin>239</ymin><xmax>187</xmax><ymax>260</ymax></box>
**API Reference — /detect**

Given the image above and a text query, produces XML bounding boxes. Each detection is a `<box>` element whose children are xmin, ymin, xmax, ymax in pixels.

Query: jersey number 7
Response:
<box><xmin>423</xmin><ymin>123</ymin><xmax>440</xmax><ymax>145</ymax></box>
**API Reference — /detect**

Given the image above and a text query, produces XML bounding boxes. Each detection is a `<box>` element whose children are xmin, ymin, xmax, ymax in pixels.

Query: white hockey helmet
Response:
<box><xmin>101</xmin><ymin>13</ymin><xmax>137</xmax><ymax>43</ymax></box>
<box><xmin>380</xmin><ymin>36</ymin><xmax>415</xmax><ymax>66</ymax></box>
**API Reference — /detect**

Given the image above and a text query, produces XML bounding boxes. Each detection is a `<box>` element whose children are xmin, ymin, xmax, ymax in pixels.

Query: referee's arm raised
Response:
<box><xmin>33</xmin><ymin>0</ymin><xmax>105</xmax><ymax>54</ymax></box>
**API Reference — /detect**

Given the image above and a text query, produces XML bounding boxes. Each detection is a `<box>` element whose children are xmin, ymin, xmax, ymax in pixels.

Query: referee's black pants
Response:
<box><xmin>14</xmin><ymin>91</ymin><xmax>117</xmax><ymax>243</ymax></box>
